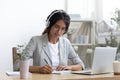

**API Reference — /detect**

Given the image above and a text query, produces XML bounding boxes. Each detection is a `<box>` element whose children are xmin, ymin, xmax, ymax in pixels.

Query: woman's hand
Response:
<box><xmin>40</xmin><ymin>65</ymin><xmax>53</xmax><ymax>74</ymax></box>
<box><xmin>56</xmin><ymin>65</ymin><xmax>72</xmax><ymax>71</ymax></box>
<box><xmin>56</xmin><ymin>64</ymin><xmax>83</xmax><ymax>71</ymax></box>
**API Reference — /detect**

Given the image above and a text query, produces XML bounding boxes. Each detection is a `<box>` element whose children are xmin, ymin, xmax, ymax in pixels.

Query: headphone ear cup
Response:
<box><xmin>46</xmin><ymin>20</ymin><xmax>50</xmax><ymax>27</ymax></box>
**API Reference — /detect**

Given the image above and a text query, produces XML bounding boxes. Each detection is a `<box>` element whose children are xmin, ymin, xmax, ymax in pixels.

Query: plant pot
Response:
<box><xmin>19</xmin><ymin>59</ymin><xmax>30</xmax><ymax>79</ymax></box>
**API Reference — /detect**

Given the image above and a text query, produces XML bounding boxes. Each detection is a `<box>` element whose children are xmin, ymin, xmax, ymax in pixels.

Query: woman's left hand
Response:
<box><xmin>56</xmin><ymin>65</ymin><xmax>72</xmax><ymax>71</ymax></box>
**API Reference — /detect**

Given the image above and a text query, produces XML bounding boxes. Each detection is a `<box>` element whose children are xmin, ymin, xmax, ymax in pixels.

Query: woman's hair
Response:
<box><xmin>42</xmin><ymin>10</ymin><xmax>70</xmax><ymax>35</ymax></box>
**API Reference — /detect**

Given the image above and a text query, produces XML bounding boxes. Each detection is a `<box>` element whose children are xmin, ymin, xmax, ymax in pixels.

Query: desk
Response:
<box><xmin>1</xmin><ymin>73</ymin><xmax>120</xmax><ymax>80</ymax></box>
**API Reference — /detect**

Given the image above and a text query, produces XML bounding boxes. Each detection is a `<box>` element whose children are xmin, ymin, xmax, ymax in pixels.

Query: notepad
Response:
<box><xmin>52</xmin><ymin>70</ymin><xmax>71</xmax><ymax>74</ymax></box>
<box><xmin>6</xmin><ymin>71</ymin><xmax>20</xmax><ymax>76</ymax></box>
<box><xmin>6</xmin><ymin>71</ymin><xmax>32</xmax><ymax>76</ymax></box>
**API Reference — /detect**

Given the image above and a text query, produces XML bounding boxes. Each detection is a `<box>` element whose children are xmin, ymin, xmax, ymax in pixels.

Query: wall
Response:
<box><xmin>67</xmin><ymin>0</ymin><xmax>95</xmax><ymax>18</ymax></box>
<box><xmin>94</xmin><ymin>0</ymin><xmax>103</xmax><ymax>22</ymax></box>
<box><xmin>0</xmin><ymin>0</ymin><xmax>65</xmax><ymax>72</ymax></box>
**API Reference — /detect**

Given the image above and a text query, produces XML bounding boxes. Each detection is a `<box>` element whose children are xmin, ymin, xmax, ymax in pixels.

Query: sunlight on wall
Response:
<box><xmin>103</xmin><ymin>0</ymin><xmax>120</xmax><ymax>20</ymax></box>
<box><xmin>67</xmin><ymin>0</ymin><xmax>94</xmax><ymax>19</ymax></box>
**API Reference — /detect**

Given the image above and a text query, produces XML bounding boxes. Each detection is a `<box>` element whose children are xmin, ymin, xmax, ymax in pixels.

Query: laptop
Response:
<box><xmin>72</xmin><ymin>47</ymin><xmax>117</xmax><ymax>75</ymax></box>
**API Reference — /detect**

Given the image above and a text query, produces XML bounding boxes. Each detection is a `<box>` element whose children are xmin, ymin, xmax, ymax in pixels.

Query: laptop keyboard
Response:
<box><xmin>81</xmin><ymin>69</ymin><xmax>92</xmax><ymax>73</ymax></box>
<box><xmin>72</xmin><ymin>69</ymin><xmax>92</xmax><ymax>74</ymax></box>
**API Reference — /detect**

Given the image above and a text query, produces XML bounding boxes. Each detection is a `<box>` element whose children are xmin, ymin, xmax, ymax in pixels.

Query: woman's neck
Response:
<box><xmin>48</xmin><ymin>35</ymin><xmax>58</xmax><ymax>44</ymax></box>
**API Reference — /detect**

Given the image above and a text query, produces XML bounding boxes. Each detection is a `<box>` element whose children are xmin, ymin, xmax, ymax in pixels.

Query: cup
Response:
<box><xmin>113</xmin><ymin>61</ymin><xmax>120</xmax><ymax>75</ymax></box>
<box><xmin>20</xmin><ymin>59</ymin><xmax>30</xmax><ymax>79</ymax></box>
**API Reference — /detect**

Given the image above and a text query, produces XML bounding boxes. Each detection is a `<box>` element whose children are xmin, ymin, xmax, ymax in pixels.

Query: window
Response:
<box><xmin>67</xmin><ymin>0</ymin><xmax>94</xmax><ymax>19</ymax></box>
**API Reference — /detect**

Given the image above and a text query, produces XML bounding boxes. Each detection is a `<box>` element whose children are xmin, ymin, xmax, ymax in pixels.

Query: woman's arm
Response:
<box><xmin>65</xmin><ymin>38</ymin><xmax>85</xmax><ymax>70</ymax></box>
<box><xmin>65</xmin><ymin>64</ymin><xmax>83</xmax><ymax>71</ymax></box>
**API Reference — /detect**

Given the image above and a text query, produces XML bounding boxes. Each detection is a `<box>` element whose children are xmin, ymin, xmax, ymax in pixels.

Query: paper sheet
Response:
<box><xmin>52</xmin><ymin>70</ymin><xmax>71</xmax><ymax>74</ymax></box>
<box><xmin>6</xmin><ymin>71</ymin><xmax>20</xmax><ymax>76</ymax></box>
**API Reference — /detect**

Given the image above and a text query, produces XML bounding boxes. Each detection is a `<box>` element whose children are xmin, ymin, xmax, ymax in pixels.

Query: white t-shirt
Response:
<box><xmin>48</xmin><ymin>42</ymin><xmax>59</xmax><ymax>70</ymax></box>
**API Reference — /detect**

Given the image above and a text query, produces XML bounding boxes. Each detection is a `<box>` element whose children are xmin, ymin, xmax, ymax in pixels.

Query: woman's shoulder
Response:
<box><xmin>30</xmin><ymin>34</ymin><xmax>48</xmax><ymax>41</ymax></box>
<box><xmin>31</xmin><ymin>35</ymin><xmax>42</xmax><ymax>40</ymax></box>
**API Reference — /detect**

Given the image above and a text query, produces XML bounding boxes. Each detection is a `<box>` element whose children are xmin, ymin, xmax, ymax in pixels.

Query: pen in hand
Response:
<box><xmin>44</xmin><ymin>59</ymin><xmax>48</xmax><ymax>64</ymax></box>
<box><xmin>44</xmin><ymin>59</ymin><xmax>53</xmax><ymax>71</ymax></box>
<box><xmin>42</xmin><ymin>59</ymin><xmax>53</xmax><ymax>73</ymax></box>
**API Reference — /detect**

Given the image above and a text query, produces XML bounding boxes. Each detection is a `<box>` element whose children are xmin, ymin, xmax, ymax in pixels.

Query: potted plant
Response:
<box><xmin>105</xmin><ymin>32</ymin><xmax>118</xmax><ymax>47</ymax></box>
<box><xmin>17</xmin><ymin>45</ymin><xmax>30</xmax><ymax>79</ymax></box>
<box><xmin>111</xmin><ymin>8</ymin><xmax>120</xmax><ymax>30</ymax></box>
<box><xmin>105</xmin><ymin>32</ymin><xmax>120</xmax><ymax>60</ymax></box>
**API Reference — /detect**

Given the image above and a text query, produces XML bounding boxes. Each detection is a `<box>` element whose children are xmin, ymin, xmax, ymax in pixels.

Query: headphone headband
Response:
<box><xmin>46</xmin><ymin>10</ymin><xmax>64</xmax><ymax>27</ymax></box>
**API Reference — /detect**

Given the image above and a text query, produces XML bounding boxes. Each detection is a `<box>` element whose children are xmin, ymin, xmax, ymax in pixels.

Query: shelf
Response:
<box><xmin>72</xmin><ymin>43</ymin><xmax>92</xmax><ymax>46</ymax></box>
<box><xmin>71</xmin><ymin>19</ymin><xmax>93</xmax><ymax>22</ymax></box>
<box><xmin>70</xmin><ymin>19</ymin><xmax>96</xmax><ymax>45</ymax></box>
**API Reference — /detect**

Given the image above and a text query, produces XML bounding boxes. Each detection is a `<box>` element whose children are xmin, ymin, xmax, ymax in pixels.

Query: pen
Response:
<box><xmin>44</xmin><ymin>59</ymin><xmax>48</xmax><ymax>64</ymax></box>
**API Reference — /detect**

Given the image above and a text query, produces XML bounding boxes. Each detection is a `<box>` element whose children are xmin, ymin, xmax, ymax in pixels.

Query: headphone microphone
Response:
<box><xmin>46</xmin><ymin>10</ymin><xmax>64</xmax><ymax>27</ymax></box>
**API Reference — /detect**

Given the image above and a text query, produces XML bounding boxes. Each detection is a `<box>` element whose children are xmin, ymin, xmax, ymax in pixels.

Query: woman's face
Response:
<box><xmin>49</xmin><ymin>20</ymin><xmax>66</xmax><ymax>40</ymax></box>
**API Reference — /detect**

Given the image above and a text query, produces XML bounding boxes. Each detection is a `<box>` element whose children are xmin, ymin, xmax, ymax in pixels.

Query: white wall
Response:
<box><xmin>103</xmin><ymin>0</ymin><xmax>120</xmax><ymax>20</ymax></box>
<box><xmin>0</xmin><ymin>0</ymin><xmax>65</xmax><ymax>72</ymax></box>
<box><xmin>94</xmin><ymin>0</ymin><xmax>103</xmax><ymax>22</ymax></box>
<box><xmin>67</xmin><ymin>0</ymin><xmax>94</xmax><ymax>18</ymax></box>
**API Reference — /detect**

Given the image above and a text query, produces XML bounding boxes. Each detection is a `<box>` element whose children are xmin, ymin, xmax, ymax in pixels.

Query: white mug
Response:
<box><xmin>113</xmin><ymin>61</ymin><xmax>120</xmax><ymax>75</ymax></box>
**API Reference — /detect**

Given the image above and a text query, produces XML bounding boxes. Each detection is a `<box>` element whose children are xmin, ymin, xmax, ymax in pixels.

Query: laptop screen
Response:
<box><xmin>92</xmin><ymin>47</ymin><xmax>117</xmax><ymax>74</ymax></box>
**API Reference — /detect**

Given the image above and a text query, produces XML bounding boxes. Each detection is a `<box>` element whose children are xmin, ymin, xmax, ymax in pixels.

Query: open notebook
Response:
<box><xmin>72</xmin><ymin>47</ymin><xmax>117</xmax><ymax>75</ymax></box>
<box><xmin>52</xmin><ymin>70</ymin><xmax>71</xmax><ymax>74</ymax></box>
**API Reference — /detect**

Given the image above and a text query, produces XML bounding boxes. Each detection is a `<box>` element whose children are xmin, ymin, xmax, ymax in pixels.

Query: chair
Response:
<box><xmin>12</xmin><ymin>47</ymin><xmax>19</xmax><ymax>64</ymax></box>
<box><xmin>12</xmin><ymin>47</ymin><xmax>20</xmax><ymax>71</ymax></box>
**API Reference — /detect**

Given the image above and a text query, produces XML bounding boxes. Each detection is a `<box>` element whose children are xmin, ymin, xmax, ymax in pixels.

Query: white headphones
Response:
<box><xmin>46</xmin><ymin>10</ymin><xmax>64</xmax><ymax>27</ymax></box>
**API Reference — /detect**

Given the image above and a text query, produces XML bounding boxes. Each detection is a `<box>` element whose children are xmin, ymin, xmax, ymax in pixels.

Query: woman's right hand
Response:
<box><xmin>40</xmin><ymin>65</ymin><xmax>53</xmax><ymax>74</ymax></box>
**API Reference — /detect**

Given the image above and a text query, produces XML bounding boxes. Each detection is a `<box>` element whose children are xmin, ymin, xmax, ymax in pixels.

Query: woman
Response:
<box><xmin>24</xmin><ymin>10</ymin><xmax>84</xmax><ymax>74</ymax></box>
